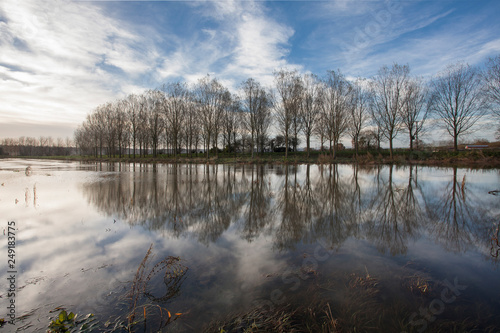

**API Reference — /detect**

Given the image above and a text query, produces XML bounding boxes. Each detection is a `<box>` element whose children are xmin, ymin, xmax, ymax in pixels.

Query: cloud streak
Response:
<box><xmin>0</xmin><ymin>0</ymin><xmax>162</xmax><ymax>137</ymax></box>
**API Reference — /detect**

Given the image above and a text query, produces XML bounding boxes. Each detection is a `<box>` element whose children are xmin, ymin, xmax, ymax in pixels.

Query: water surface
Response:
<box><xmin>0</xmin><ymin>159</ymin><xmax>499</xmax><ymax>332</ymax></box>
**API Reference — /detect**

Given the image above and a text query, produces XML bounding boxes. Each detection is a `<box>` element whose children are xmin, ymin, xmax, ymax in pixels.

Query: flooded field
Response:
<box><xmin>1</xmin><ymin>159</ymin><xmax>499</xmax><ymax>332</ymax></box>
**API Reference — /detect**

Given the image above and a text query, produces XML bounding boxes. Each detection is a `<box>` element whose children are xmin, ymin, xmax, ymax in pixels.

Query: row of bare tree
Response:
<box><xmin>74</xmin><ymin>55</ymin><xmax>500</xmax><ymax>159</ymax></box>
<box><xmin>75</xmin><ymin>77</ymin><xmax>270</xmax><ymax>158</ymax></box>
<box><xmin>0</xmin><ymin>136</ymin><xmax>73</xmax><ymax>156</ymax></box>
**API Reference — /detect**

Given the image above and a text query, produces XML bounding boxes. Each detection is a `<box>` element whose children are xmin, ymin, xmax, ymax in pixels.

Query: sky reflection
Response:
<box><xmin>0</xmin><ymin>160</ymin><xmax>499</xmax><ymax>332</ymax></box>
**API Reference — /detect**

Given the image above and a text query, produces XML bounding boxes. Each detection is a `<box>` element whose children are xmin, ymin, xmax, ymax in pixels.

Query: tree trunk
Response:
<box><xmin>285</xmin><ymin>132</ymin><xmax>289</xmax><ymax>159</ymax></box>
<box><xmin>454</xmin><ymin>129</ymin><xmax>458</xmax><ymax>151</ymax></box>
<box><xmin>355</xmin><ymin>136</ymin><xmax>359</xmax><ymax>158</ymax></box>
<box><xmin>389</xmin><ymin>139</ymin><xmax>394</xmax><ymax>159</ymax></box>
<box><xmin>251</xmin><ymin>133</ymin><xmax>254</xmax><ymax>159</ymax></box>
<box><xmin>306</xmin><ymin>135</ymin><xmax>310</xmax><ymax>158</ymax></box>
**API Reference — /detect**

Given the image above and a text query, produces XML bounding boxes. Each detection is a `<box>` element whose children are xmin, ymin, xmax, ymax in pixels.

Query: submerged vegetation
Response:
<box><xmin>42</xmin><ymin>245</ymin><xmax>187</xmax><ymax>333</ymax></box>
<box><xmin>204</xmin><ymin>263</ymin><xmax>499</xmax><ymax>333</ymax></box>
<box><xmin>47</xmin><ymin>311</ymin><xmax>97</xmax><ymax>333</ymax></box>
<box><xmin>127</xmin><ymin>244</ymin><xmax>186</xmax><ymax>330</ymax></box>
<box><xmin>40</xmin><ymin>261</ymin><xmax>498</xmax><ymax>332</ymax></box>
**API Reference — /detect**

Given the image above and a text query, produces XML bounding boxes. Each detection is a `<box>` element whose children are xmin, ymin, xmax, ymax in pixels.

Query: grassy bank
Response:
<box><xmin>3</xmin><ymin>149</ymin><xmax>500</xmax><ymax>168</ymax></box>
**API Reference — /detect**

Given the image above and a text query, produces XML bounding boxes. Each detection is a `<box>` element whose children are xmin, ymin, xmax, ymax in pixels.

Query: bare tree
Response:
<box><xmin>145</xmin><ymin>90</ymin><xmax>165</xmax><ymax>157</ymax></box>
<box><xmin>358</xmin><ymin>129</ymin><xmax>381</xmax><ymax>150</ymax></box>
<box><xmin>101</xmin><ymin>103</ymin><xmax>118</xmax><ymax>157</ymax></box>
<box><xmin>429</xmin><ymin>63</ymin><xmax>488</xmax><ymax>151</ymax></box>
<box><xmin>194</xmin><ymin>75</ymin><xmax>226</xmax><ymax>158</ymax></box>
<box><xmin>184</xmin><ymin>98</ymin><xmax>201</xmax><ymax>157</ymax></box>
<box><xmin>274</xmin><ymin>69</ymin><xmax>303</xmax><ymax>158</ymax></box>
<box><xmin>300</xmin><ymin>73</ymin><xmax>322</xmax><ymax>158</ymax></box>
<box><xmin>349</xmin><ymin>78</ymin><xmax>370</xmax><ymax>156</ymax></box>
<box><xmin>241</xmin><ymin>78</ymin><xmax>259</xmax><ymax>158</ymax></box>
<box><xmin>74</xmin><ymin>126</ymin><xmax>87</xmax><ymax>156</ymax></box>
<box><xmin>401</xmin><ymin>77</ymin><xmax>429</xmax><ymax>151</ymax></box>
<box><xmin>212</xmin><ymin>84</ymin><xmax>229</xmax><ymax>158</ymax></box>
<box><xmin>137</xmin><ymin>94</ymin><xmax>150</xmax><ymax>157</ymax></box>
<box><xmin>222</xmin><ymin>93</ymin><xmax>241</xmax><ymax>154</ymax></box>
<box><xmin>241</xmin><ymin>78</ymin><xmax>272</xmax><ymax>157</ymax></box>
<box><xmin>370</xmin><ymin>63</ymin><xmax>410</xmax><ymax>159</ymax></box>
<box><xmin>313</xmin><ymin>112</ymin><xmax>328</xmax><ymax>152</ymax></box>
<box><xmin>321</xmin><ymin>69</ymin><xmax>352</xmax><ymax>159</ymax></box>
<box><xmin>255</xmin><ymin>88</ymin><xmax>272</xmax><ymax>155</ymax></box>
<box><xmin>162</xmin><ymin>82</ymin><xmax>188</xmax><ymax>157</ymax></box>
<box><xmin>125</xmin><ymin>94</ymin><xmax>140</xmax><ymax>158</ymax></box>
<box><xmin>484</xmin><ymin>55</ymin><xmax>500</xmax><ymax>119</ymax></box>
<box><xmin>89</xmin><ymin>106</ymin><xmax>106</xmax><ymax>157</ymax></box>
<box><xmin>115</xmin><ymin>100</ymin><xmax>128</xmax><ymax>158</ymax></box>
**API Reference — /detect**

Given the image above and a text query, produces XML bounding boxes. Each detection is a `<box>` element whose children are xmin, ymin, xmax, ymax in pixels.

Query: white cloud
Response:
<box><xmin>0</xmin><ymin>0</ymin><xmax>162</xmax><ymax>138</ymax></box>
<box><xmin>157</xmin><ymin>1</ymin><xmax>298</xmax><ymax>91</ymax></box>
<box><xmin>0</xmin><ymin>0</ymin><xmax>299</xmax><ymax>138</ymax></box>
<box><xmin>228</xmin><ymin>12</ymin><xmax>295</xmax><ymax>83</ymax></box>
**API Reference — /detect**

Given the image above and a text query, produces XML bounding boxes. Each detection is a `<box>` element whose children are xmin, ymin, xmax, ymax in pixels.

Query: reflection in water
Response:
<box><xmin>240</xmin><ymin>165</ymin><xmax>273</xmax><ymax>242</ymax></box>
<box><xmin>83</xmin><ymin>164</ymin><xmax>239</xmax><ymax>244</ymax></box>
<box><xmin>128</xmin><ymin>245</ymin><xmax>188</xmax><ymax>331</ymax></box>
<box><xmin>81</xmin><ymin>163</ymin><xmax>495</xmax><ymax>257</ymax></box>
<box><xmin>492</xmin><ymin>221</ymin><xmax>500</xmax><ymax>259</ymax></box>
<box><xmin>24</xmin><ymin>184</ymin><xmax>37</xmax><ymax>208</ymax></box>
<box><xmin>311</xmin><ymin>164</ymin><xmax>359</xmax><ymax>250</ymax></box>
<box><xmin>2</xmin><ymin>159</ymin><xmax>499</xmax><ymax>332</ymax></box>
<box><xmin>426</xmin><ymin>167</ymin><xmax>493</xmax><ymax>253</ymax></box>
<box><xmin>365</xmin><ymin>165</ymin><xmax>422</xmax><ymax>255</ymax></box>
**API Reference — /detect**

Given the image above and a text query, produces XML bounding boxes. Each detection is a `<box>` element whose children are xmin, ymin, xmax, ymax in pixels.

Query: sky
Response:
<box><xmin>0</xmin><ymin>0</ymin><xmax>499</xmax><ymax>144</ymax></box>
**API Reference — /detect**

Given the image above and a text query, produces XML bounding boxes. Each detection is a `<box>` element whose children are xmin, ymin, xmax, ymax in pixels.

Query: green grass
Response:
<box><xmin>3</xmin><ymin>148</ymin><xmax>500</xmax><ymax>167</ymax></box>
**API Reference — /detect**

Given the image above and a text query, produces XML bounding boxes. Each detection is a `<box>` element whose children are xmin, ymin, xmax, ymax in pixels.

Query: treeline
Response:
<box><xmin>0</xmin><ymin>136</ymin><xmax>74</xmax><ymax>156</ymax></box>
<box><xmin>74</xmin><ymin>56</ymin><xmax>500</xmax><ymax>159</ymax></box>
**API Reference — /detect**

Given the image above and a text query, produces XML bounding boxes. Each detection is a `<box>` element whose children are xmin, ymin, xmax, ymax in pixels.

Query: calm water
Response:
<box><xmin>1</xmin><ymin>159</ymin><xmax>499</xmax><ymax>332</ymax></box>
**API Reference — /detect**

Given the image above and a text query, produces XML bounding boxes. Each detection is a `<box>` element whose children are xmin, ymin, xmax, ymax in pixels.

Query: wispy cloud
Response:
<box><xmin>297</xmin><ymin>0</ymin><xmax>499</xmax><ymax>78</ymax></box>
<box><xmin>0</xmin><ymin>0</ymin><xmax>161</xmax><ymax>137</ymax></box>
<box><xmin>157</xmin><ymin>0</ymin><xmax>297</xmax><ymax>89</ymax></box>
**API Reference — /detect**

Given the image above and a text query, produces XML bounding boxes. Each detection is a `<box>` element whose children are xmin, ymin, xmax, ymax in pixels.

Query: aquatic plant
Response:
<box><xmin>204</xmin><ymin>302</ymin><xmax>342</xmax><ymax>333</ymax></box>
<box><xmin>126</xmin><ymin>244</ymin><xmax>187</xmax><ymax>331</ymax></box>
<box><xmin>43</xmin><ymin>245</ymin><xmax>187</xmax><ymax>333</ymax></box>
<box><xmin>402</xmin><ymin>274</ymin><xmax>432</xmax><ymax>295</ymax></box>
<box><xmin>47</xmin><ymin>310</ymin><xmax>97</xmax><ymax>333</ymax></box>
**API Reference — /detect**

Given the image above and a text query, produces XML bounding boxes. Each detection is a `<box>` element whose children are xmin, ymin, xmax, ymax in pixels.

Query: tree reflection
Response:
<box><xmin>310</xmin><ymin>164</ymin><xmax>359</xmax><ymax>250</ymax></box>
<box><xmin>298</xmin><ymin>164</ymin><xmax>322</xmax><ymax>241</ymax></box>
<box><xmin>274</xmin><ymin>165</ymin><xmax>307</xmax><ymax>250</ymax></box>
<box><xmin>425</xmin><ymin>167</ymin><xmax>492</xmax><ymax>252</ymax></box>
<box><xmin>81</xmin><ymin>163</ymin><xmax>247</xmax><ymax>245</ymax></box>
<box><xmin>240</xmin><ymin>165</ymin><xmax>273</xmax><ymax>242</ymax></box>
<box><xmin>365</xmin><ymin>165</ymin><xmax>422</xmax><ymax>255</ymax></box>
<box><xmin>81</xmin><ymin>163</ymin><xmax>494</xmax><ymax>255</ymax></box>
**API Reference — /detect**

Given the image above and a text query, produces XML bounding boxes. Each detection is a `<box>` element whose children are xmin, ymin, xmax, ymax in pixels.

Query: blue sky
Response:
<box><xmin>0</xmin><ymin>0</ymin><xmax>499</xmax><ymax>143</ymax></box>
